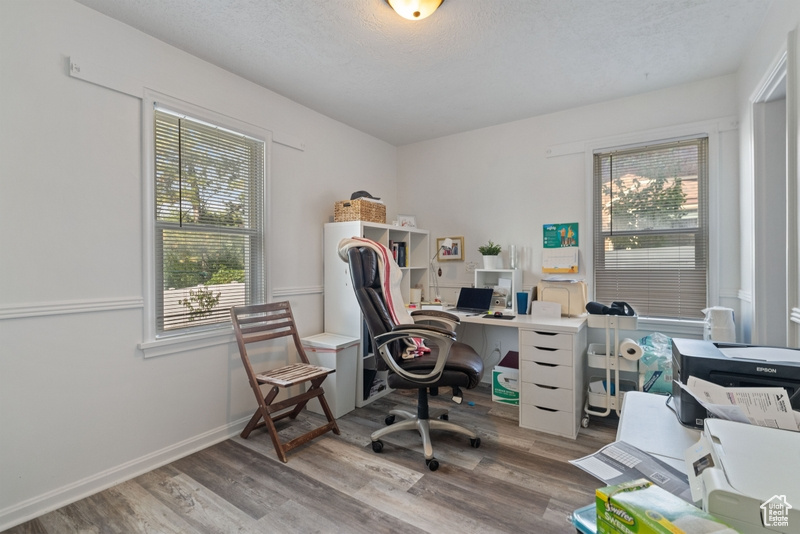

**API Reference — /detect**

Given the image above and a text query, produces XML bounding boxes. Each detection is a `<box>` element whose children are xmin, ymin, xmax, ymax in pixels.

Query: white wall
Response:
<box><xmin>735</xmin><ymin>1</ymin><xmax>800</xmax><ymax>345</ymax></box>
<box><xmin>398</xmin><ymin>75</ymin><xmax>741</xmax><ymax>352</ymax></box>
<box><xmin>0</xmin><ymin>0</ymin><xmax>396</xmax><ymax>528</ymax></box>
<box><xmin>4</xmin><ymin>0</ymin><xmax>800</xmax><ymax>529</ymax></box>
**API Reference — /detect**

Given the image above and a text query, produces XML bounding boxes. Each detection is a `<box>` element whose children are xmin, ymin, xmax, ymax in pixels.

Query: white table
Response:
<box><xmin>616</xmin><ymin>391</ymin><xmax>701</xmax><ymax>472</ymax></box>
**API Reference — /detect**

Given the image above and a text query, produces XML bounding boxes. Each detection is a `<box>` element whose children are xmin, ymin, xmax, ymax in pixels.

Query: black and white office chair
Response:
<box><xmin>344</xmin><ymin>245</ymin><xmax>484</xmax><ymax>471</ymax></box>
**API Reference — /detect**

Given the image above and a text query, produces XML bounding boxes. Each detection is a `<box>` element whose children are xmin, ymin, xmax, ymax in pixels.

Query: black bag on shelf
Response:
<box><xmin>585</xmin><ymin>301</ymin><xmax>636</xmax><ymax>316</ymax></box>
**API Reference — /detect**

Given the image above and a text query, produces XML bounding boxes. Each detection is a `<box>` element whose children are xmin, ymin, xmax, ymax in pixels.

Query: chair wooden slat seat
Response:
<box><xmin>231</xmin><ymin>301</ymin><xmax>340</xmax><ymax>463</ymax></box>
<box><xmin>255</xmin><ymin>363</ymin><xmax>334</xmax><ymax>387</ymax></box>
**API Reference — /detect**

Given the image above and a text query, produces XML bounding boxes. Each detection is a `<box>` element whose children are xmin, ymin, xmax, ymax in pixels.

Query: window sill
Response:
<box><xmin>636</xmin><ymin>317</ymin><xmax>705</xmax><ymax>338</ymax></box>
<box><xmin>139</xmin><ymin>327</ymin><xmax>235</xmax><ymax>358</ymax></box>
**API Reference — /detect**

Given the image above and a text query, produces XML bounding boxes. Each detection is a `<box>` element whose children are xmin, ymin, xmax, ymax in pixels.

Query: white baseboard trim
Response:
<box><xmin>0</xmin><ymin>416</ymin><xmax>250</xmax><ymax>531</ymax></box>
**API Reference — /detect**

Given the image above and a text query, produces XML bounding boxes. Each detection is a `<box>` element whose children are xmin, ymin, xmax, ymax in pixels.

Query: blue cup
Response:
<box><xmin>516</xmin><ymin>292</ymin><xmax>528</xmax><ymax>314</ymax></box>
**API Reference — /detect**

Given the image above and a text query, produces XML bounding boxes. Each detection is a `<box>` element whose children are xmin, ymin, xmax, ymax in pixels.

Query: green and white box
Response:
<box><xmin>492</xmin><ymin>351</ymin><xmax>519</xmax><ymax>405</ymax></box>
<box><xmin>596</xmin><ymin>479</ymin><xmax>735</xmax><ymax>534</ymax></box>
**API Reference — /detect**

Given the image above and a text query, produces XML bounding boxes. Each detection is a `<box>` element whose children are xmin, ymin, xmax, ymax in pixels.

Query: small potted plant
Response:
<box><xmin>478</xmin><ymin>240</ymin><xmax>503</xmax><ymax>269</ymax></box>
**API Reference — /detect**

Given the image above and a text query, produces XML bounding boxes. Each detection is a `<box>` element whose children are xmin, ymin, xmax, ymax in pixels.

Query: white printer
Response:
<box><xmin>694</xmin><ymin>419</ymin><xmax>800</xmax><ymax>533</ymax></box>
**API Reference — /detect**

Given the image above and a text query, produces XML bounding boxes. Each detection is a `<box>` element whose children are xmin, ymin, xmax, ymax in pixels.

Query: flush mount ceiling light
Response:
<box><xmin>386</xmin><ymin>0</ymin><xmax>444</xmax><ymax>20</ymax></box>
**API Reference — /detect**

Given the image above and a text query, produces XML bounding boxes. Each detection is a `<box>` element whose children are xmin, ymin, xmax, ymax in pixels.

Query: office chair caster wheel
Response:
<box><xmin>426</xmin><ymin>458</ymin><xmax>439</xmax><ymax>471</ymax></box>
<box><xmin>439</xmin><ymin>414</ymin><xmax>449</xmax><ymax>421</ymax></box>
<box><xmin>371</xmin><ymin>440</ymin><xmax>384</xmax><ymax>453</ymax></box>
<box><xmin>385</xmin><ymin>415</ymin><xmax>396</xmax><ymax>425</ymax></box>
<box><xmin>581</xmin><ymin>416</ymin><xmax>590</xmax><ymax>428</ymax></box>
<box><xmin>470</xmin><ymin>437</ymin><xmax>481</xmax><ymax>448</ymax></box>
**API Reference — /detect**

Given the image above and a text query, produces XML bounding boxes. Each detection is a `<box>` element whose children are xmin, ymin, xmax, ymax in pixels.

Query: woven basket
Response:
<box><xmin>334</xmin><ymin>199</ymin><xmax>386</xmax><ymax>223</ymax></box>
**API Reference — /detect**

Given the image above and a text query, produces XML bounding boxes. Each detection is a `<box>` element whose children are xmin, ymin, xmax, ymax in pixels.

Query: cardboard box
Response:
<box><xmin>596</xmin><ymin>479</ymin><xmax>735</xmax><ymax>534</ymax></box>
<box><xmin>492</xmin><ymin>351</ymin><xmax>519</xmax><ymax>405</ymax></box>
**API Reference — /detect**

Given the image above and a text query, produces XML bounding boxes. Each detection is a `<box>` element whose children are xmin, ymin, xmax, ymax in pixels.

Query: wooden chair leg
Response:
<box><xmin>240</xmin><ymin>382</ymin><xmax>340</xmax><ymax>463</ymax></box>
<box><xmin>308</xmin><ymin>377</ymin><xmax>341</xmax><ymax>435</ymax></box>
<box><xmin>241</xmin><ymin>385</ymin><xmax>279</xmax><ymax>439</ymax></box>
<box><xmin>262</xmin><ymin>408</ymin><xmax>290</xmax><ymax>463</ymax></box>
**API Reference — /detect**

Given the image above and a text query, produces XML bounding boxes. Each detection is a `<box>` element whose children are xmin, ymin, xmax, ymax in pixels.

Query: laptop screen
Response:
<box><xmin>454</xmin><ymin>287</ymin><xmax>493</xmax><ymax>310</ymax></box>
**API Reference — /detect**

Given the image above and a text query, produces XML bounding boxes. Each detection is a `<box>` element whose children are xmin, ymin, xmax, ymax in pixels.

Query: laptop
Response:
<box><xmin>447</xmin><ymin>287</ymin><xmax>493</xmax><ymax>314</ymax></box>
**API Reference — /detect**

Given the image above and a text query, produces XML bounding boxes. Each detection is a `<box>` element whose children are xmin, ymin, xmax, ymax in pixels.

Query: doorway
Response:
<box><xmin>752</xmin><ymin>54</ymin><xmax>788</xmax><ymax>346</ymax></box>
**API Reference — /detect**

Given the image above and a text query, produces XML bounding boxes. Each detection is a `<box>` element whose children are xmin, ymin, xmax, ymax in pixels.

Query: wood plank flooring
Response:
<box><xmin>6</xmin><ymin>384</ymin><xmax>618</xmax><ymax>533</ymax></box>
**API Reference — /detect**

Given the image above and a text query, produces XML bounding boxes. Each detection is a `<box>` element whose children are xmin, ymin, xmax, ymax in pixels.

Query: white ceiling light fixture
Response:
<box><xmin>386</xmin><ymin>0</ymin><xmax>444</xmax><ymax>20</ymax></box>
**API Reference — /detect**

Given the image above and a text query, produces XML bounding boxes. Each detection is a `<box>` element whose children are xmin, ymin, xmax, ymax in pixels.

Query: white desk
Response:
<box><xmin>457</xmin><ymin>311</ymin><xmax>587</xmax><ymax>331</ymax></box>
<box><xmin>616</xmin><ymin>391</ymin><xmax>700</xmax><ymax>472</ymax></box>
<box><xmin>453</xmin><ymin>311</ymin><xmax>588</xmax><ymax>438</ymax></box>
<box><xmin>617</xmin><ymin>392</ymin><xmax>800</xmax><ymax>533</ymax></box>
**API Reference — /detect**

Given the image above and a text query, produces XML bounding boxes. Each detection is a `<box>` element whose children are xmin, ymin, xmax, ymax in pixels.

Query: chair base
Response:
<box><xmin>240</xmin><ymin>377</ymin><xmax>341</xmax><ymax>463</ymax></box>
<box><xmin>371</xmin><ymin>406</ymin><xmax>478</xmax><ymax>461</ymax></box>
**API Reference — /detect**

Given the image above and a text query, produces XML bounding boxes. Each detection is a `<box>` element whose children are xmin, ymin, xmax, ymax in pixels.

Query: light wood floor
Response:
<box><xmin>6</xmin><ymin>384</ymin><xmax>617</xmax><ymax>533</ymax></box>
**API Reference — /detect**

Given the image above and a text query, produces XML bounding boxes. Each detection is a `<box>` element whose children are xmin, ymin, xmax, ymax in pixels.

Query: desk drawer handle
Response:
<box><xmin>534</xmin><ymin>362</ymin><xmax>557</xmax><ymax>368</ymax></box>
<box><xmin>534</xmin><ymin>405</ymin><xmax>558</xmax><ymax>412</ymax></box>
<box><xmin>533</xmin><ymin>331</ymin><xmax>558</xmax><ymax>336</ymax></box>
<box><xmin>533</xmin><ymin>346</ymin><xmax>557</xmax><ymax>352</ymax></box>
<box><xmin>534</xmin><ymin>384</ymin><xmax>558</xmax><ymax>390</ymax></box>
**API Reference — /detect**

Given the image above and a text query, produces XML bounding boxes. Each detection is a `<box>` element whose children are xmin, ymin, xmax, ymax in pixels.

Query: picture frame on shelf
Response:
<box><xmin>397</xmin><ymin>214</ymin><xmax>417</xmax><ymax>227</ymax></box>
<box><xmin>436</xmin><ymin>236</ymin><xmax>464</xmax><ymax>261</ymax></box>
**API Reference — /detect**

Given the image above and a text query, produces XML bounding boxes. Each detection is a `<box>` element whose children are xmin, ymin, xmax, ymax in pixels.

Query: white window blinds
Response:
<box><xmin>592</xmin><ymin>137</ymin><xmax>709</xmax><ymax>320</ymax></box>
<box><xmin>154</xmin><ymin>108</ymin><xmax>265</xmax><ymax>333</ymax></box>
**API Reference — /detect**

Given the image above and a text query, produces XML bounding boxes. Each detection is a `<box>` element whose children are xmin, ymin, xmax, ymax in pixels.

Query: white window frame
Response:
<box><xmin>584</xmin><ymin>119</ymin><xmax>724</xmax><ymax>332</ymax></box>
<box><xmin>139</xmin><ymin>90</ymin><xmax>272</xmax><ymax>357</ymax></box>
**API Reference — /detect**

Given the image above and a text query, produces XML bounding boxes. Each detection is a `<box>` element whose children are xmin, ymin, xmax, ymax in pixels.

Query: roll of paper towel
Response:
<box><xmin>619</xmin><ymin>338</ymin><xmax>643</xmax><ymax>361</ymax></box>
<box><xmin>703</xmin><ymin>306</ymin><xmax>735</xmax><ymax>342</ymax></box>
<box><xmin>409</xmin><ymin>288</ymin><xmax>421</xmax><ymax>304</ymax></box>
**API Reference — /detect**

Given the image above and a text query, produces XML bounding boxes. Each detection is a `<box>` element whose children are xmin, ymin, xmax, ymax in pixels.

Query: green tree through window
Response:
<box><xmin>154</xmin><ymin>108</ymin><xmax>265</xmax><ymax>332</ymax></box>
<box><xmin>593</xmin><ymin>137</ymin><xmax>708</xmax><ymax>319</ymax></box>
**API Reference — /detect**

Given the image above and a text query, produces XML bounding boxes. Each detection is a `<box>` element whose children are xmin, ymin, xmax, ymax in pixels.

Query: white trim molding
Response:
<box><xmin>0</xmin><ymin>297</ymin><xmax>143</xmax><ymax>320</ymax></box>
<box><xmin>273</xmin><ymin>285</ymin><xmax>324</xmax><ymax>298</ymax></box>
<box><xmin>0</xmin><ymin>415</ymin><xmax>249</xmax><ymax>532</ymax></box>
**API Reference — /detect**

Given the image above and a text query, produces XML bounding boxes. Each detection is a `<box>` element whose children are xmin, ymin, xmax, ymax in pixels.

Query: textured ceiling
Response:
<box><xmin>74</xmin><ymin>0</ymin><xmax>773</xmax><ymax>146</ymax></box>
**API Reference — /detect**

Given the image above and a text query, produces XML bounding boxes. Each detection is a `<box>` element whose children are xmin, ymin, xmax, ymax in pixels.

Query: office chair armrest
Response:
<box><xmin>374</xmin><ymin>326</ymin><xmax>456</xmax><ymax>385</ymax></box>
<box><xmin>392</xmin><ymin>322</ymin><xmax>456</xmax><ymax>337</ymax></box>
<box><xmin>410</xmin><ymin>309</ymin><xmax>460</xmax><ymax>331</ymax></box>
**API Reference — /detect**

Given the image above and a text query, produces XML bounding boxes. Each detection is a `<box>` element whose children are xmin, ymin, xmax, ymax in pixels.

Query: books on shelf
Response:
<box><xmin>389</xmin><ymin>240</ymin><xmax>408</xmax><ymax>267</ymax></box>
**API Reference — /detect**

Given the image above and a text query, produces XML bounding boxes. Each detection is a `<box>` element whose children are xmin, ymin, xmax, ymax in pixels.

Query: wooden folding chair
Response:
<box><xmin>230</xmin><ymin>301</ymin><xmax>340</xmax><ymax>462</ymax></box>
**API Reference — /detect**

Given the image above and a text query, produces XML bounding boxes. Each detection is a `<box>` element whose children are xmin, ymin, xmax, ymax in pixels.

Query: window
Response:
<box><xmin>592</xmin><ymin>137</ymin><xmax>708</xmax><ymax>320</ymax></box>
<box><xmin>153</xmin><ymin>106</ymin><xmax>266</xmax><ymax>335</ymax></box>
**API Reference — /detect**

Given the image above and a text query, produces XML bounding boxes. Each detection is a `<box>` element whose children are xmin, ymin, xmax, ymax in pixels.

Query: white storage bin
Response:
<box><xmin>587</xmin><ymin>378</ymin><xmax>637</xmax><ymax>410</ymax></box>
<box><xmin>302</xmin><ymin>333</ymin><xmax>359</xmax><ymax>419</ymax></box>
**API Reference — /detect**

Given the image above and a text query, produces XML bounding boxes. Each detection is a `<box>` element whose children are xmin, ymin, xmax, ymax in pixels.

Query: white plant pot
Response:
<box><xmin>482</xmin><ymin>255</ymin><xmax>503</xmax><ymax>269</ymax></box>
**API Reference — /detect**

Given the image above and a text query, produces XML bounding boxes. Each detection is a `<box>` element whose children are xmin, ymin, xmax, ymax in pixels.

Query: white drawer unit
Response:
<box><xmin>524</xmin><ymin>347</ymin><xmax>573</xmax><ymax>366</ymax></box>
<box><xmin>524</xmin><ymin>382</ymin><xmax>573</xmax><ymax>411</ymax></box>
<box><xmin>520</xmin><ymin>329</ymin><xmax>573</xmax><ymax>350</ymax></box>
<box><xmin>519</xmin><ymin>405</ymin><xmax>575</xmax><ymax>438</ymax></box>
<box><xmin>520</xmin><ymin>361</ymin><xmax>573</xmax><ymax>388</ymax></box>
<box><xmin>518</xmin><ymin>325</ymin><xmax>587</xmax><ymax>439</ymax></box>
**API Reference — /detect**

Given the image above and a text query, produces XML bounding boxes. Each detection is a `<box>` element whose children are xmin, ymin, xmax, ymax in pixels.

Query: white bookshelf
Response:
<box><xmin>323</xmin><ymin>221</ymin><xmax>430</xmax><ymax>407</ymax></box>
